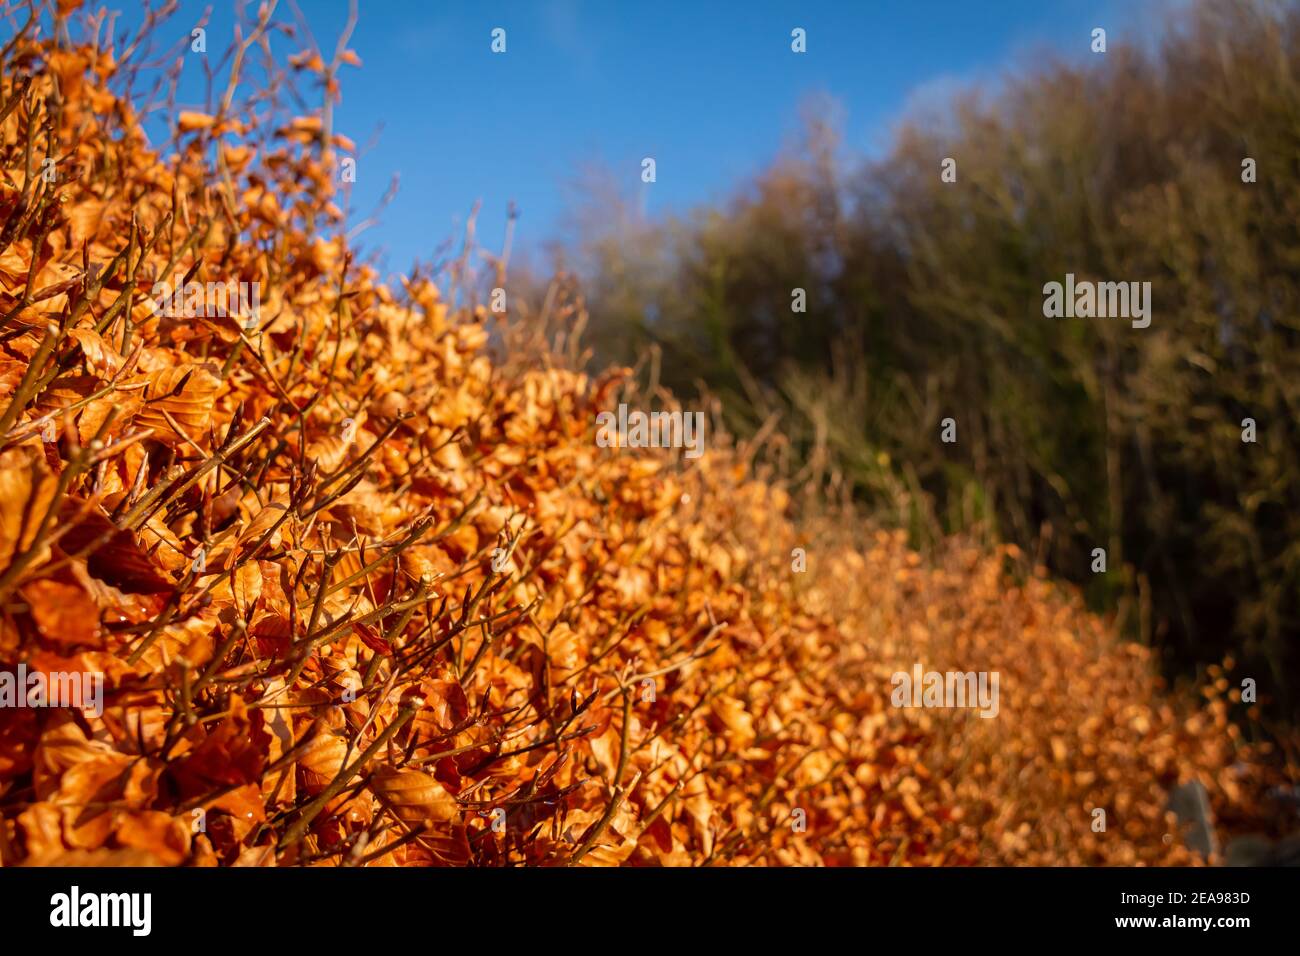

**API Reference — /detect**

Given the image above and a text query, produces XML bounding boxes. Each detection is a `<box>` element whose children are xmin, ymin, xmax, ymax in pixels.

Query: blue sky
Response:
<box><xmin>120</xmin><ymin>0</ymin><xmax>1170</xmax><ymax>278</ymax></box>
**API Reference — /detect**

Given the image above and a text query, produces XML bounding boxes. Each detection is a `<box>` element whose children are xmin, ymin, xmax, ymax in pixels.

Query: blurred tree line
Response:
<box><xmin>549</xmin><ymin>0</ymin><xmax>1300</xmax><ymax>721</ymax></box>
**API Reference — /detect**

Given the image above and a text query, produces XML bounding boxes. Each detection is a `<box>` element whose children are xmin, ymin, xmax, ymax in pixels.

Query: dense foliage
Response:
<box><xmin>573</xmin><ymin>0</ymin><xmax>1300</xmax><ymax>722</ymax></box>
<box><xmin>0</xmin><ymin>1</ymin><xmax>1293</xmax><ymax>867</ymax></box>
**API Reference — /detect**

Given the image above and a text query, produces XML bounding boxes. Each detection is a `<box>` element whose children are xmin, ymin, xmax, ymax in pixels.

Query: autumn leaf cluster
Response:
<box><xmin>0</xmin><ymin>3</ymin><xmax>1293</xmax><ymax>866</ymax></box>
